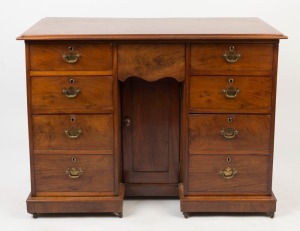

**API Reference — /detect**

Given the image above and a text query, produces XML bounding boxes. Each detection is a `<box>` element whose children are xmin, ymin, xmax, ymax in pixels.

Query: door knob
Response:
<box><xmin>123</xmin><ymin>117</ymin><xmax>131</xmax><ymax>127</ymax></box>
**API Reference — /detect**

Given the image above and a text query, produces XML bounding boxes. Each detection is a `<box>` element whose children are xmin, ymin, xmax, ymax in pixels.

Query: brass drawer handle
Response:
<box><xmin>222</xmin><ymin>86</ymin><xmax>240</xmax><ymax>98</ymax></box>
<box><xmin>223</xmin><ymin>46</ymin><xmax>241</xmax><ymax>63</ymax></box>
<box><xmin>63</xmin><ymin>46</ymin><xmax>80</xmax><ymax>64</ymax></box>
<box><xmin>66</xmin><ymin>167</ymin><xmax>83</xmax><ymax>179</ymax></box>
<box><xmin>62</xmin><ymin>86</ymin><xmax>80</xmax><ymax>98</ymax></box>
<box><xmin>65</xmin><ymin>127</ymin><xmax>82</xmax><ymax>139</ymax></box>
<box><xmin>221</xmin><ymin>127</ymin><xmax>238</xmax><ymax>139</ymax></box>
<box><xmin>219</xmin><ymin>167</ymin><xmax>237</xmax><ymax>179</ymax></box>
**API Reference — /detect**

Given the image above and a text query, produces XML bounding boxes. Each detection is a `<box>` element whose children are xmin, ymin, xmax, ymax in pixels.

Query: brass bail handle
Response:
<box><xmin>63</xmin><ymin>86</ymin><xmax>80</xmax><ymax>98</ymax></box>
<box><xmin>223</xmin><ymin>46</ymin><xmax>241</xmax><ymax>63</ymax></box>
<box><xmin>66</xmin><ymin>167</ymin><xmax>83</xmax><ymax>179</ymax></box>
<box><xmin>221</xmin><ymin>127</ymin><xmax>238</xmax><ymax>139</ymax></box>
<box><xmin>222</xmin><ymin>86</ymin><xmax>240</xmax><ymax>99</ymax></box>
<box><xmin>63</xmin><ymin>46</ymin><xmax>80</xmax><ymax>64</ymax></box>
<box><xmin>65</xmin><ymin>127</ymin><xmax>82</xmax><ymax>139</ymax></box>
<box><xmin>219</xmin><ymin>167</ymin><xmax>237</xmax><ymax>179</ymax></box>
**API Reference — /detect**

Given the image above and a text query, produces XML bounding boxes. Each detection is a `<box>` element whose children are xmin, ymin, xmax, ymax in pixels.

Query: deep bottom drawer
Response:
<box><xmin>34</xmin><ymin>155</ymin><xmax>114</xmax><ymax>196</ymax></box>
<box><xmin>188</xmin><ymin>155</ymin><xmax>269</xmax><ymax>195</ymax></box>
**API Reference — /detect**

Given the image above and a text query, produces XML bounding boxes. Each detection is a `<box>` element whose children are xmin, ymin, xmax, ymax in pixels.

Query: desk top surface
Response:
<box><xmin>17</xmin><ymin>17</ymin><xmax>287</xmax><ymax>41</ymax></box>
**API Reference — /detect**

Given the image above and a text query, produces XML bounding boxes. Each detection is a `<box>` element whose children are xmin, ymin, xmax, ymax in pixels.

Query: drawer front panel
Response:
<box><xmin>31</xmin><ymin>76</ymin><xmax>113</xmax><ymax>114</ymax></box>
<box><xmin>118</xmin><ymin>44</ymin><xmax>185</xmax><ymax>82</ymax></box>
<box><xmin>30</xmin><ymin>43</ymin><xmax>112</xmax><ymax>71</ymax></box>
<box><xmin>188</xmin><ymin>155</ymin><xmax>269</xmax><ymax>194</ymax></box>
<box><xmin>35</xmin><ymin>154</ymin><xmax>114</xmax><ymax>194</ymax></box>
<box><xmin>189</xmin><ymin>114</ymin><xmax>271</xmax><ymax>153</ymax></box>
<box><xmin>32</xmin><ymin>114</ymin><xmax>113</xmax><ymax>151</ymax></box>
<box><xmin>190</xmin><ymin>44</ymin><xmax>273</xmax><ymax>73</ymax></box>
<box><xmin>190</xmin><ymin>76</ymin><xmax>272</xmax><ymax>111</ymax></box>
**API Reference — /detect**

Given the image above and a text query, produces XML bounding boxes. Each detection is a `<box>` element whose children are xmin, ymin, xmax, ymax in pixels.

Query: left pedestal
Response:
<box><xmin>27</xmin><ymin>184</ymin><xmax>124</xmax><ymax>218</ymax></box>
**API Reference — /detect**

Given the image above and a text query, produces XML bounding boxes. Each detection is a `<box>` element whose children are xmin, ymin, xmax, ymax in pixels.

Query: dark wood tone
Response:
<box><xmin>112</xmin><ymin>44</ymin><xmax>121</xmax><ymax>196</ymax></box>
<box><xmin>19</xmin><ymin>18</ymin><xmax>285</xmax><ymax>217</ymax></box>
<box><xmin>34</xmin><ymin>154</ymin><xmax>114</xmax><ymax>195</ymax></box>
<box><xmin>122</xmin><ymin>78</ymin><xmax>179</xmax><ymax>187</ymax></box>
<box><xmin>30</xmin><ymin>43</ymin><xmax>112</xmax><ymax>71</ymax></box>
<box><xmin>125</xmin><ymin>183</ymin><xmax>179</xmax><ymax>197</ymax></box>
<box><xmin>189</xmin><ymin>76</ymin><xmax>272</xmax><ymax>112</ymax></box>
<box><xmin>179</xmin><ymin>184</ymin><xmax>276</xmax><ymax>213</ymax></box>
<box><xmin>32</xmin><ymin>114</ymin><xmax>113</xmax><ymax>151</ymax></box>
<box><xmin>17</xmin><ymin>18</ymin><xmax>287</xmax><ymax>40</ymax></box>
<box><xmin>31</xmin><ymin>76</ymin><xmax>113</xmax><ymax>114</ymax></box>
<box><xmin>26</xmin><ymin>43</ymin><xmax>38</xmax><ymax>196</ymax></box>
<box><xmin>268</xmin><ymin>44</ymin><xmax>279</xmax><ymax>193</ymax></box>
<box><xmin>182</xmin><ymin>44</ymin><xmax>190</xmax><ymax>191</ymax></box>
<box><xmin>27</xmin><ymin>184</ymin><xmax>124</xmax><ymax>214</ymax></box>
<box><xmin>189</xmin><ymin>114</ymin><xmax>271</xmax><ymax>154</ymax></box>
<box><xmin>188</xmin><ymin>155</ymin><xmax>269</xmax><ymax>194</ymax></box>
<box><xmin>190</xmin><ymin>44</ymin><xmax>273</xmax><ymax>74</ymax></box>
<box><xmin>118</xmin><ymin>44</ymin><xmax>185</xmax><ymax>82</ymax></box>
<box><xmin>30</xmin><ymin>70</ymin><xmax>113</xmax><ymax>76</ymax></box>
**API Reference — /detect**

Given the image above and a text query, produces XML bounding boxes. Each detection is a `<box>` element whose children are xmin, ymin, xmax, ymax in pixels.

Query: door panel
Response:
<box><xmin>122</xmin><ymin>77</ymin><xmax>179</xmax><ymax>184</ymax></box>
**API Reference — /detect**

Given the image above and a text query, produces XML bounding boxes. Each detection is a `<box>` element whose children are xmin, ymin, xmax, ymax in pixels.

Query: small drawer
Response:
<box><xmin>30</xmin><ymin>43</ymin><xmax>112</xmax><ymax>71</ymax></box>
<box><xmin>188</xmin><ymin>154</ymin><xmax>269</xmax><ymax>194</ymax></box>
<box><xmin>189</xmin><ymin>76</ymin><xmax>272</xmax><ymax>112</ymax></box>
<box><xmin>118</xmin><ymin>44</ymin><xmax>185</xmax><ymax>82</ymax></box>
<box><xmin>32</xmin><ymin>114</ymin><xmax>113</xmax><ymax>152</ymax></box>
<box><xmin>189</xmin><ymin>114</ymin><xmax>271</xmax><ymax>154</ymax></box>
<box><xmin>190</xmin><ymin>44</ymin><xmax>273</xmax><ymax>74</ymax></box>
<box><xmin>34</xmin><ymin>154</ymin><xmax>114</xmax><ymax>196</ymax></box>
<box><xmin>31</xmin><ymin>76</ymin><xmax>113</xmax><ymax>114</ymax></box>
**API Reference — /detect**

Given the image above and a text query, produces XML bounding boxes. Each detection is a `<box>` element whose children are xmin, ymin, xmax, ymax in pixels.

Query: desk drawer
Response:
<box><xmin>32</xmin><ymin>114</ymin><xmax>113</xmax><ymax>152</ymax></box>
<box><xmin>189</xmin><ymin>76</ymin><xmax>272</xmax><ymax>111</ymax></box>
<box><xmin>189</xmin><ymin>114</ymin><xmax>271</xmax><ymax>154</ymax></box>
<box><xmin>31</xmin><ymin>76</ymin><xmax>113</xmax><ymax>114</ymax></box>
<box><xmin>190</xmin><ymin>44</ymin><xmax>273</xmax><ymax>74</ymax></box>
<box><xmin>30</xmin><ymin>43</ymin><xmax>112</xmax><ymax>71</ymax></box>
<box><xmin>118</xmin><ymin>44</ymin><xmax>185</xmax><ymax>82</ymax></box>
<box><xmin>188</xmin><ymin>154</ymin><xmax>269</xmax><ymax>194</ymax></box>
<box><xmin>35</xmin><ymin>154</ymin><xmax>114</xmax><ymax>196</ymax></box>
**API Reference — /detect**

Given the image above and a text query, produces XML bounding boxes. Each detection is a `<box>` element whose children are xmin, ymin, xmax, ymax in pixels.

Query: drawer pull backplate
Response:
<box><xmin>221</xmin><ymin>127</ymin><xmax>238</xmax><ymax>139</ymax></box>
<box><xmin>223</xmin><ymin>46</ymin><xmax>241</xmax><ymax>63</ymax></box>
<box><xmin>66</xmin><ymin>167</ymin><xmax>83</xmax><ymax>179</ymax></box>
<box><xmin>65</xmin><ymin>127</ymin><xmax>82</xmax><ymax>139</ymax></box>
<box><xmin>222</xmin><ymin>86</ymin><xmax>240</xmax><ymax>99</ymax></box>
<box><xmin>63</xmin><ymin>86</ymin><xmax>80</xmax><ymax>98</ymax></box>
<box><xmin>219</xmin><ymin>167</ymin><xmax>237</xmax><ymax>179</ymax></box>
<box><xmin>63</xmin><ymin>46</ymin><xmax>80</xmax><ymax>64</ymax></box>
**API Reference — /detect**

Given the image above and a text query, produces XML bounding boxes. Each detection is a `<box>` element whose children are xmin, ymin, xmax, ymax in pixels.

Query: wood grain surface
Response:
<box><xmin>118</xmin><ymin>44</ymin><xmax>185</xmax><ymax>82</ymax></box>
<box><xmin>189</xmin><ymin>76</ymin><xmax>272</xmax><ymax>112</ymax></box>
<box><xmin>188</xmin><ymin>155</ymin><xmax>269</xmax><ymax>194</ymax></box>
<box><xmin>30</xmin><ymin>43</ymin><xmax>112</xmax><ymax>71</ymax></box>
<box><xmin>17</xmin><ymin>18</ymin><xmax>287</xmax><ymax>40</ymax></box>
<box><xmin>32</xmin><ymin>114</ymin><xmax>113</xmax><ymax>151</ymax></box>
<box><xmin>34</xmin><ymin>154</ymin><xmax>114</xmax><ymax>195</ymax></box>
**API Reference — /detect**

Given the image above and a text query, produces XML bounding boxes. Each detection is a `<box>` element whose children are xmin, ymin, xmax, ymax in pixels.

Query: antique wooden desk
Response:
<box><xmin>17</xmin><ymin>18</ymin><xmax>287</xmax><ymax>218</ymax></box>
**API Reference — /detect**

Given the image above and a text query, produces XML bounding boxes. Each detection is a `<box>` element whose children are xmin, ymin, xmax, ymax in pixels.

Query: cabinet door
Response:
<box><xmin>121</xmin><ymin>78</ymin><xmax>179</xmax><ymax>184</ymax></box>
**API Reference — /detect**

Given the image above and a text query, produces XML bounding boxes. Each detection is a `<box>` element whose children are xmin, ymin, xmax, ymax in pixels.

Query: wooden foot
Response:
<box><xmin>268</xmin><ymin>212</ymin><xmax>275</xmax><ymax>218</ymax></box>
<box><xmin>183</xmin><ymin>212</ymin><xmax>190</xmax><ymax>219</ymax></box>
<box><xmin>114</xmin><ymin>212</ymin><xmax>123</xmax><ymax>218</ymax></box>
<box><xmin>33</xmin><ymin>213</ymin><xmax>38</xmax><ymax>219</ymax></box>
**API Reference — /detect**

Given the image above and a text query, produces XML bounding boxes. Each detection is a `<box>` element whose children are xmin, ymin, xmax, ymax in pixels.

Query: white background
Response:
<box><xmin>0</xmin><ymin>0</ymin><xmax>299</xmax><ymax>230</ymax></box>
